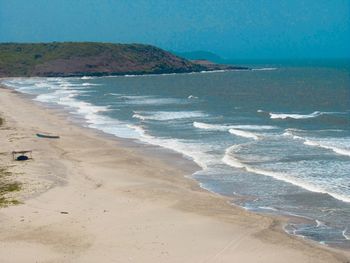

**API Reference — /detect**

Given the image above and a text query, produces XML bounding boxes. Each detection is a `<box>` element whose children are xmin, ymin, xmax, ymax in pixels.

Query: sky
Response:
<box><xmin>0</xmin><ymin>0</ymin><xmax>349</xmax><ymax>59</ymax></box>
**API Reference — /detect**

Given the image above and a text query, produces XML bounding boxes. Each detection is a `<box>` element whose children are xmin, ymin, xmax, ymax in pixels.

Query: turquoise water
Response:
<box><xmin>3</xmin><ymin>63</ymin><xmax>350</xmax><ymax>247</ymax></box>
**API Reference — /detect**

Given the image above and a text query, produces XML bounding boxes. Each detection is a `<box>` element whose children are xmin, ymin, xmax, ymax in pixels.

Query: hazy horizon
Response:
<box><xmin>0</xmin><ymin>0</ymin><xmax>349</xmax><ymax>60</ymax></box>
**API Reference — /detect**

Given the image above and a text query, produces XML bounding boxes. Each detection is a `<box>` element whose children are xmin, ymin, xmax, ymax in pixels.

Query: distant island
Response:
<box><xmin>0</xmin><ymin>42</ymin><xmax>249</xmax><ymax>77</ymax></box>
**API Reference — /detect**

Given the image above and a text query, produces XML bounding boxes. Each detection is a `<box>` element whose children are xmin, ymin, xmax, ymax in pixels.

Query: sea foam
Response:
<box><xmin>303</xmin><ymin>140</ymin><xmax>350</xmax><ymax>157</ymax></box>
<box><xmin>342</xmin><ymin>228</ymin><xmax>350</xmax><ymax>240</ymax></box>
<box><xmin>283</xmin><ymin>129</ymin><xmax>350</xmax><ymax>157</ymax></box>
<box><xmin>133</xmin><ymin>111</ymin><xmax>208</xmax><ymax>121</ymax></box>
<box><xmin>222</xmin><ymin>145</ymin><xmax>350</xmax><ymax>203</ymax></box>
<box><xmin>228</xmin><ymin>128</ymin><xmax>259</xmax><ymax>140</ymax></box>
<box><xmin>269</xmin><ymin>111</ymin><xmax>322</xmax><ymax>120</ymax></box>
<box><xmin>193</xmin><ymin>121</ymin><xmax>275</xmax><ymax>131</ymax></box>
<box><xmin>121</xmin><ymin>95</ymin><xmax>186</xmax><ymax>105</ymax></box>
<box><xmin>82</xmin><ymin>82</ymin><xmax>100</xmax><ymax>86</ymax></box>
<box><xmin>125</xmin><ymin>125</ymin><xmax>216</xmax><ymax>169</ymax></box>
<box><xmin>252</xmin><ymin>67</ymin><xmax>277</xmax><ymax>71</ymax></box>
<box><xmin>193</xmin><ymin>122</ymin><xmax>229</xmax><ymax>131</ymax></box>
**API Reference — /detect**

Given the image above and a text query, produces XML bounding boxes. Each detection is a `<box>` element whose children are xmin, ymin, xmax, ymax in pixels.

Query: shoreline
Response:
<box><xmin>0</xmin><ymin>85</ymin><xmax>349</xmax><ymax>262</ymax></box>
<box><xmin>6</xmin><ymin>78</ymin><xmax>349</xmax><ymax>247</ymax></box>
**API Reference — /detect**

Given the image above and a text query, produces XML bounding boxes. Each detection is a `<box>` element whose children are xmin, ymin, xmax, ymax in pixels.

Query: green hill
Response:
<box><xmin>174</xmin><ymin>51</ymin><xmax>224</xmax><ymax>63</ymax></box>
<box><xmin>0</xmin><ymin>42</ymin><xmax>208</xmax><ymax>77</ymax></box>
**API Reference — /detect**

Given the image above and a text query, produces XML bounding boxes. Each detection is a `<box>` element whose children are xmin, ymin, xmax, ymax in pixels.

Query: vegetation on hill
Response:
<box><xmin>174</xmin><ymin>50</ymin><xmax>224</xmax><ymax>63</ymax></box>
<box><xmin>0</xmin><ymin>42</ymin><xmax>209</xmax><ymax>77</ymax></box>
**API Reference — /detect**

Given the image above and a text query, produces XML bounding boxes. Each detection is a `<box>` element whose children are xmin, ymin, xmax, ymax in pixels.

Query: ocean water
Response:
<box><xmin>3</xmin><ymin>63</ymin><xmax>350</xmax><ymax>247</ymax></box>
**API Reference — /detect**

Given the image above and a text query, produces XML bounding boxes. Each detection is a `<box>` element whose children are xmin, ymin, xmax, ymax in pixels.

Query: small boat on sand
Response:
<box><xmin>36</xmin><ymin>133</ymin><xmax>60</xmax><ymax>139</ymax></box>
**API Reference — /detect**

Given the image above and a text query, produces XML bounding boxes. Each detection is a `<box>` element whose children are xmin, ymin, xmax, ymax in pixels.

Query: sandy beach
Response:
<box><xmin>0</xmin><ymin>85</ymin><xmax>349</xmax><ymax>263</ymax></box>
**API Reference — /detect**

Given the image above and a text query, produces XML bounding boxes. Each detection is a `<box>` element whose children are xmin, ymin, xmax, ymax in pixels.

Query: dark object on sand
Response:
<box><xmin>12</xmin><ymin>150</ymin><xmax>32</xmax><ymax>161</ymax></box>
<box><xmin>36</xmin><ymin>133</ymin><xmax>60</xmax><ymax>139</ymax></box>
<box><xmin>16</xmin><ymin>155</ymin><xmax>29</xmax><ymax>161</ymax></box>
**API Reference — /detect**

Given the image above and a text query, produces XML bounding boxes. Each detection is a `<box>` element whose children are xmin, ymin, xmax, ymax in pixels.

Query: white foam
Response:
<box><xmin>59</xmin><ymin>83</ymin><xmax>80</xmax><ymax>87</ymax></box>
<box><xmin>126</xmin><ymin>125</ymin><xmax>216</xmax><ymax>169</ymax></box>
<box><xmin>342</xmin><ymin>228</ymin><xmax>350</xmax><ymax>240</ymax></box>
<box><xmin>188</xmin><ymin>95</ymin><xmax>198</xmax><ymax>99</ymax></box>
<box><xmin>6</xmin><ymin>78</ymin><xmax>144</xmax><ymax>142</ymax></box>
<box><xmin>6</xmin><ymin>77</ymin><xmax>350</xmax><ymax>206</ymax></box>
<box><xmin>231</xmin><ymin>125</ymin><xmax>275</xmax><ymax>130</ymax></box>
<box><xmin>270</xmin><ymin>111</ymin><xmax>322</xmax><ymax>120</ymax></box>
<box><xmin>193</xmin><ymin>121</ymin><xmax>275</xmax><ymax>131</ymax></box>
<box><xmin>228</xmin><ymin>129</ymin><xmax>259</xmax><ymax>140</ymax></box>
<box><xmin>222</xmin><ymin>145</ymin><xmax>350</xmax><ymax>203</ymax></box>
<box><xmin>35</xmin><ymin>93</ymin><xmax>60</xmax><ymax>103</ymax></box>
<box><xmin>3</xmin><ymin>78</ymin><xmax>217</xmax><ymax>170</ymax></box>
<box><xmin>258</xmin><ymin>206</ymin><xmax>278</xmax><ymax>212</ymax></box>
<box><xmin>34</xmin><ymin>82</ymin><xmax>52</xmax><ymax>88</ymax></box>
<box><xmin>315</xmin><ymin>220</ymin><xmax>325</xmax><ymax>227</ymax></box>
<box><xmin>132</xmin><ymin>113</ymin><xmax>147</xmax><ymax>121</ymax></box>
<box><xmin>282</xmin><ymin>130</ymin><xmax>304</xmax><ymax>140</ymax></box>
<box><xmin>252</xmin><ymin>67</ymin><xmax>277</xmax><ymax>71</ymax></box>
<box><xmin>193</xmin><ymin>122</ymin><xmax>229</xmax><ymax>131</ymax></box>
<box><xmin>82</xmin><ymin>82</ymin><xmax>100</xmax><ymax>86</ymax></box>
<box><xmin>222</xmin><ymin>145</ymin><xmax>246</xmax><ymax>169</ymax></box>
<box><xmin>303</xmin><ymin>140</ymin><xmax>350</xmax><ymax>157</ymax></box>
<box><xmin>20</xmin><ymin>80</ymin><xmax>111</xmax><ymax>130</ymax></box>
<box><xmin>283</xmin><ymin>130</ymin><xmax>350</xmax><ymax>157</ymax></box>
<box><xmin>81</xmin><ymin>76</ymin><xmax>95</xmax><ymax>80</ymax></box>
<box><xmin>133</xmin><ymin>111</ymin><xmax>208</xmax><ymax>121</ymax></box>
<box><xmin>2</xmin><ymin>78</ymin><xmax>76</xmax><ymax>97</ymax></box>
<box><xmin>122</xmin><ymin>95</ymin><xmax>186</xmax><ymax>105</ymax></box>
<box><xmin>200</xmin><ymin>69</ymin><xmax>227</xmax><ymax>74</ymax></box>
<box><xmin>34</xmin><ymin>87</ymin><xmax>140</xmax><ymax>140</ymax></box>
<box><xmin>88</xmin><ymin>117</ymin><xmax>141</xmax><ymax>139</ymax></box>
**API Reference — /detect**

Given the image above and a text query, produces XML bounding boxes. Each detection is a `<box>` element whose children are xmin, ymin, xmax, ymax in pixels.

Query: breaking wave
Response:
<box><xmin>193</xmin><ymin>121</ymin><xmax>275</xmax><ymax>131</ymax></box>
<box><xmin>121</xmin><ymin>95</ymin><xmax>186</xmax><ymax>105</ymax></box>
<box><xmin>270</xmin><ymin>111</ymin><xmax>323</xmax><ymax>119</ymax></box>
<box><xmin>119</xmin><ymin>125</ymin><xmax>218</xmax><ymax>169</ymax></box>
<box><xmin>133</xmin><ymin>111</ymin><xmax>208</xmax><ymax>121</ymax></box>
<box><xmin>342</xmin><ymin>228</ymin><xmax>350</xmax><ymax>240</ymax></box>
<box><xmin>252</xmin><ymin>67</ymin><xmax>277</xmax><ymax>71</ymax></box>
<box><xmin>222</xmin><ymin>145</ymin><xmax>350</xmax><ymax>203</ymax></box>
<box><xmin>81</xmin><ymin>76</ymin><xmax>95</xmax><ymax>80</ymax></box>
<box><xmin>228</xmin><ymin>128</ymin><xmax>259</xmax><ymax>140</ymax></box>
<box><xmin>283</xmin><ymin>129</ymin><xmax>350</xmax><ymax>157</ymax></box>
<box><xmin>82</xmin><ymin>82</ymin><xmax>101</xmax><ymax>86</ymax></box>
<box><xmin>303</xmin><ymin>140</ymin><xmax>350</xmax><ymax>157</ymax></box>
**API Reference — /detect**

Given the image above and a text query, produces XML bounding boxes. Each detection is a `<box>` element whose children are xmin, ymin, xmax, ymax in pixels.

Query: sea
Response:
<box><xmin>2</xmin><ymin>60</ymin><xmax>350</xmax><ymax>248</ymax></box>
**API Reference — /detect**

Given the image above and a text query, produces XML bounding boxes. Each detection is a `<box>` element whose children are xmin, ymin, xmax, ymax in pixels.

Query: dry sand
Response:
<box><xmin>0</xmin><ymin>86</ymin><xmax>349</xmax><ymax>262</ymax></box>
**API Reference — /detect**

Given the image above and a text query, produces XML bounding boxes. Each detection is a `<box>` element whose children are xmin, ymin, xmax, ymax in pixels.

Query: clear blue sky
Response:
<box><xmin>0</xmin><ymin>0</ymin><xmax>349</xmax><ymax>59</ymax></box>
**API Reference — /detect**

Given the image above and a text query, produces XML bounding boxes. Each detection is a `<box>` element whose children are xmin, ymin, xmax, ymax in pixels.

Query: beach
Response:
<box><xmin>0</xmin><ymin>85</ymin><xmax>349</xmax><ymax>262</ymax></box>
